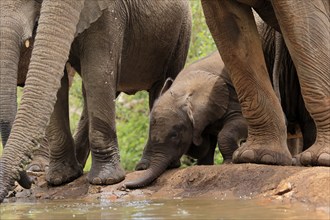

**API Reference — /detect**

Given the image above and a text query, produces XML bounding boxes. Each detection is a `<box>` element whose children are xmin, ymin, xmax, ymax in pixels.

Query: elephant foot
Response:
<box><xmin>27</xmin><ymin>156</ymin><xmax>49</xmax><ymax>172</ymax></box>
<box><xmin>135</xmin><ymin>159</ymin><xmax>150</xmax><ymax>171</ymax></box>
<box><xmin>46</xmin><ymin>159</ymin><xmax>83</xmax><ymax>186</ymax></box>
<box><xmin>168</xmin><ymin>159</ymin><xmax>181</xmax><ymax>169</ymax></box>
<box><xmin>232</xmin><ymin>139</ymin><xmax>292</xmax><ymax>165</ymax></box>
<box><xmin>293</xmin><ymin>142</ymin><xmax>330</xmax><ymax>166</ymax></box>
<box><xmin>88</xmin><ymin>161</ymin><xmax>125</xmax><ymax>185</ymax></box>
<box><xmin>222</xmin><ymin>159</ymin><xmax>234</xmax><ymax>164</ymax></box>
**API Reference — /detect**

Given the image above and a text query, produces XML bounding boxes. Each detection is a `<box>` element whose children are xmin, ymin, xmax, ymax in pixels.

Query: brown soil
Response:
<box><xmin>6</xmin><ymin>164</ymin><xmax>330</xmax><ymax>212</ymax></box>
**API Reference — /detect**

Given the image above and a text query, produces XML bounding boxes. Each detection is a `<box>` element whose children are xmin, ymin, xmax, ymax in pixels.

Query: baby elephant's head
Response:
<box><xmin>124</xmin><ymin>78</ymin><xmax>198</xmax><ymax>189</ymax></box>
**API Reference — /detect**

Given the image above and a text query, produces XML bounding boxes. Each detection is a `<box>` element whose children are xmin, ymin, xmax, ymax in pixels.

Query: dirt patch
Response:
<box><xmin>6</xmin><ymin>164</ymin><xmax>330</xmax><ymax>211</ymax></box>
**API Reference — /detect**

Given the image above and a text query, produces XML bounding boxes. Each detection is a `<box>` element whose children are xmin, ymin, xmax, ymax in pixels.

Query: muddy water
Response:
<box><xmin>1</xmin><ymin>197</ymin><xmax>328</xmax><ymax>220</ymax></box>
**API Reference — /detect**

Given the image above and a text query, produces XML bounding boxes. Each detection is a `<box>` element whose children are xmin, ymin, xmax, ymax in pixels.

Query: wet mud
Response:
<box><xmin>6</xmin><ymin>164</ymin><xmax>330</xmax><ymax>213</ymax></box>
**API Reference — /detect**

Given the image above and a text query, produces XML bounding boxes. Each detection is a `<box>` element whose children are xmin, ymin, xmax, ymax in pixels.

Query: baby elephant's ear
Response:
<box><xmin>160</xmin><ymin>77</ymin><xmax>173</xmax><ymax>96</ymax></box>
<box><xmin>185</xmin><ymin>96</ymin><xmax>203</xmax><ymax>146</ymax></box>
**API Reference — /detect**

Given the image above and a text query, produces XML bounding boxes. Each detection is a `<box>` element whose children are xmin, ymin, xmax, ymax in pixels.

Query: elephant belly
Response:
<box><xmin>117</xmin><ymin>37</ymin><xmax>178</xmax><ymax>94</ymax></box>
<box><xmin>116</xmin><ymin>1</ymin><xmax>187</xmax><ymax>93</ymax></box>
<box><xmin>117</xmin><ymin>60</ymin><xmax>167</xmax><ymax>94</ymax></box>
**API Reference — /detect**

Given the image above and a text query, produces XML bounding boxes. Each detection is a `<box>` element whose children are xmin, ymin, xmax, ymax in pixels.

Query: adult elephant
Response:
<box><xmin>0</xmin><ymin>0</ymin><xmax>191</xmax><ymax>202</ymax></box>
<box><xmin>201</xmin><ymin>1</ymin><xmax>329</xmax><ymax>166</ymax></box>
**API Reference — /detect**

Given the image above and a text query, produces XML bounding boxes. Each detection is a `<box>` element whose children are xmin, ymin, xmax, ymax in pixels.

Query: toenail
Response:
<box><xmin>261</xmin><ymin>154</ymin><xmax>275</xmax><ymax>164</ymax></box>
<box><xmin>233</xmin><ymin>150</ymin><xmax>240</xmax><ymax>160</ymax></box>
<box><xmin>92</xmin><ymin>177</ymin><xmax>102</xmax><ymax>185</ymax></box>
<box><xmin>240</xmin><ymin>150</ymin><xmax>255</xmax><ymax>162</ymax></box>
<box><xmin>28</xmin><ymin>165</ymin><xmax>41</xmax><ymax>172</ymax></box>
<box><xmin>301</xmin><ymin>152</ymin><xmax>312</xmax><ymax>165</ymax></box>
<box><xmin>105</xmin><ymin>178</ymin><xmax>116</xmax><ymax>185</ymax></box>
<box><xmin>53</xmin><ymin>178</ymin><xmax>62</xmax><ymax>185</ymax></box>
<box><xmin>318</xmin><ymin>153</ymin><xmax>330</xmax><ymax>166</ymax></box>
<box><xmin>292</xmin><ymin>157</ymin><xmax>298</xmax><ymax>166</ymax></box>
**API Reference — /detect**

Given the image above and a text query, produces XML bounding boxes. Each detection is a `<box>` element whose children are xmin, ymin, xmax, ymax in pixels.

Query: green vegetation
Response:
<box><xmin>0</xmin><ymin>1</ymin><xmax>223</xmax><ymax>171</ymax></box>
<box><xmin>187</xmin><ymin>1</ymin><xmax>217</xmax><ymax>64</ymax></box>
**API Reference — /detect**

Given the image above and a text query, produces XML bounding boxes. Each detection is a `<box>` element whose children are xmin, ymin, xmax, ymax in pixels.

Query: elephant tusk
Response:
<box><xmin>24</xmin><ymin>40</ymin><xmax>30</xmax><ymax>48</ymax></box>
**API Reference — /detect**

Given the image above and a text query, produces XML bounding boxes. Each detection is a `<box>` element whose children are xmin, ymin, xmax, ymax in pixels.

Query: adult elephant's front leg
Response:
<box><xmin>82</xmin><ymin>58</ymin><xmax>125</xmax><ymax>184</ymax></box>
<box><xmin>201</xmin><ymin>0</ymin><xmax>292</xmax><ymax>165</ymax></box>
<box><xmin>80</xmin><ymin>21</ymin><xmax>125</xmax><ymax>185</ymax></box>
<box><xmin>45</xmin><ymin>71</ymin><xmax>83</xmax><ymax>185</ymax></box>
<box><xmin>273</xmin><ymin>1</ymin><xmax>330</xmax><ymax>166</ymax></box>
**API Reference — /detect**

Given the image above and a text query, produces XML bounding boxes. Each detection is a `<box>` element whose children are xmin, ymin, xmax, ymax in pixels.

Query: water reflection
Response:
<box><xmin>1</xmin><ymin>197</ymin><xmax>328</xmax><ymax>220</ymax></box>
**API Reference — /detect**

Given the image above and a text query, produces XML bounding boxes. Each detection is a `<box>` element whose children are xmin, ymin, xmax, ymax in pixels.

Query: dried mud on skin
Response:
<box><xmin>6</xmin><ymin>164</ymin><xmax>330</xmax><ymax>211</ymax></box>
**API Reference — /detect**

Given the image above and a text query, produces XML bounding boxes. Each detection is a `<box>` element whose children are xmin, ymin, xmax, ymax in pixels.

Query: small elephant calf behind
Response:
<box><xmin>123</xmin><ymin>52</ymin><xmax>248</xmax><ymax>189</ymax></box>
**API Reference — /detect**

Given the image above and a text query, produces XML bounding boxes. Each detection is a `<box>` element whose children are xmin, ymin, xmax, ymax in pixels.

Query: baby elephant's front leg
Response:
<box><xmin>218</xmin><ymin>117</ymin><xmax>248</xmax><ymax>163</ymax></box>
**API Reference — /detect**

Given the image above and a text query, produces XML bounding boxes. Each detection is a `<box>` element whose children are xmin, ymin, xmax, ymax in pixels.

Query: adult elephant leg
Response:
<box><xmin>45</xmin><ymin>70</ymin><xmax>83</xmax><ymax>185</ymax></box>
<box><xmin>300</xmin><ymin>119</ymin><xmax>316</xmax><ymax>151</ymax></box>
<box><xmin>82</xmin><ymin>61</ymin><xmax>125</xmax><ymax>184</ymax></box>
<box><xmin>80</xmin><ymin>15</ymin><xmax>125</xmax><ymax>185</ymax></box>
<box><xmin>201</xmin><ymin>0</ymin><xmax>291</xmax><ymax>165</ymax></box>
<box><xmin>74</xmin><ymin>83</ymin><xmax>90</xmax><ymax>167</ymax></box>
<box><xmin>27</xmin><ymin>137</ymin><xmax>49</xmax><ymax>172</ymax></box>
<box><xmin>272</xmin><ymin>1</ymin><xmax>330</xmax><ymax>166</ymax></box>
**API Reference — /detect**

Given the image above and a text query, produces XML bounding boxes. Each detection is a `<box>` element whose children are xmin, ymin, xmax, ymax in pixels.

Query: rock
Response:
<box><xmin>275</xmin><ymin>182</ymin><xmax>292</xmax><ymax>195</ymax></box>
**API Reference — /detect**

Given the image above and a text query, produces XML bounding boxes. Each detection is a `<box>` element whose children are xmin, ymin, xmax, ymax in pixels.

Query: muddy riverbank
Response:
<box><xmin>5</xmin><ymin>164</ymin><xmax>330</xmax><ymax>213</ymax></box>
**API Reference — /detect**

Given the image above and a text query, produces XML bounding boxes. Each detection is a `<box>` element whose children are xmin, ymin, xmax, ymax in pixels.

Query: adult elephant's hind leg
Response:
<box><xmin>46</xmin><ymin>71</ymin><xmax>83</xmax><ymax>185</ymax></box>
<box><xmin>273</xmin><ymin>1</ymin><xmax>330</xmax><ymax>166</ymax></box>
<box><xmin>74</xmin><ymin>85</ymin><xmax>90</xmax><ymax>168</ymax></box>
<box><xmin>201</xmin><ymin>0</ymin><xmax>291</xmax><ymax>165</ymax></box>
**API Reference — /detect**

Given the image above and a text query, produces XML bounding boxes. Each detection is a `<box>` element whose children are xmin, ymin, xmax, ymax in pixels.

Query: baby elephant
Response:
<box><xmin>123</xmin><ymin>52</ymin><xmax>247</xmax><ymax>189</ymax></box>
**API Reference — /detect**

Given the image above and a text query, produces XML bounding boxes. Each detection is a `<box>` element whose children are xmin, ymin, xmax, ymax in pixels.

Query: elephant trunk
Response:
<box><xmin>123</xmin><ymin>155</ymin><xmax>170</xmax><ymax>189</ymax></box>
<box><xmin>0</xmin><ymin>0</ymin><xmax>85</xmax><ymax>203</ymax></box>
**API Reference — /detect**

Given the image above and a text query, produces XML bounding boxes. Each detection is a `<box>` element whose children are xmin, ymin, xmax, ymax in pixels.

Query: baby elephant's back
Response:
<box><xmin>174</xmin><ymin>51</ymin><xmax>231</xmax><ymax>89</ymax></box>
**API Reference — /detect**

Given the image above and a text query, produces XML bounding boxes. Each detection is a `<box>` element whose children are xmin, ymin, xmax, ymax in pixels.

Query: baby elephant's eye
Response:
<box><xmin>169</xmin><ymin>131</ymin><xmax>179</xmax><ymax>139</ymax></box>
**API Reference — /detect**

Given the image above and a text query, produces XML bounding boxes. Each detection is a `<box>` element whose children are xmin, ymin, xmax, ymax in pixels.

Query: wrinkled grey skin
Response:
<box><xmin>202</xmin><ymin>0</ymin><xmax>329</xmax><ymax>166</ymax></box>
<box><xmin>0</xmin><ymin>32</ymin><xmax>49</xmax><ymax>188</ymax></box>
<box><xmin>0</xmin><ymin>29</ymin><xmax>83</xmax><ymax>187</ymax></box>
<box><xmin>123</xmin><ymin>52</ymin><xmax>248</xmax><ymax>189</ymax></box>
<box><xmin>258</xmin><ymin>21</ymin><xmax>316</xmax><ymax>155</ymax></box>
<box><xmin>0</xmin><ymin>0</ymin><xmax>191</xmax><ymax>202</ymax></box>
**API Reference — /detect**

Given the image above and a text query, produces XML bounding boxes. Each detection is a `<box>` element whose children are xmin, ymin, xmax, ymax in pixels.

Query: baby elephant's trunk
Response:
<box><xmin>122</xmin><ymin>158</ymin><xmax>169</xmax><ymax>189</ymax></box>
